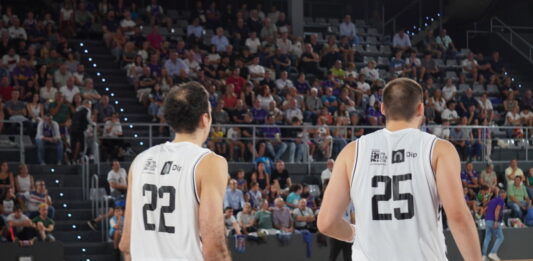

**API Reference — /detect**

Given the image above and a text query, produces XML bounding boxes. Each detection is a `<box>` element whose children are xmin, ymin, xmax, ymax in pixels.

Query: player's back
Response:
<box><xmin>130</xmin><ymin>141</ymin><xmax>211</xmax><ymax>261</ymax></box>
<box><xmin>350</xmin><ymin>128</ymin><xmax>447</xmax><ymax>261</ymax></box>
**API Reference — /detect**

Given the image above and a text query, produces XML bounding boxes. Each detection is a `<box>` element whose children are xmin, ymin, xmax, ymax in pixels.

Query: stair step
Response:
<box><xmin>55</xmin><ymin>209</ymin><xmax>93</xmax><ymax>220</ymax></box>
<box><xmin>48</xmin><ymin>187</ymin><xmax>84</xmax><ymax>201</ymax></box>
<box><xmin>65</xmin><ymin>254</ymin><xmax>115</xmax><ymax>261</ymax></box>
<box><xmin>54</xmin><ymin>231</ymin><xmax>102</xmax><ymax>242</ymax></box>
<box><xmin>55</xmin><ymin>220</ymin><xmax>94</xmax><ymax>231</ymax></box>
<box><xmin>64</xmin><ymin>242</ymin><xmax>114</xmax><ymax>255</ymax></box>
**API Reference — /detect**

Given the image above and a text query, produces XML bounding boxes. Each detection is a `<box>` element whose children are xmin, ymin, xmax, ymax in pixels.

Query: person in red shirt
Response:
<box><xmin>222</xmin><ymin>84</ymin><xmax>238</xmax><ymax>111</ymax></box>
<box><xmin>226</xmin><ymin>68</ymin><xmax>246</xmax><ymax>96</ymax></box>
<box><xmin>0</xmin><ymin>76</ymin><xmax>13</xmax><ymax>101</ymax></box>
<box><xmin>146</xmin><ymin>25</ymin><xmax>163</xmax><ymax>50</ymax></box>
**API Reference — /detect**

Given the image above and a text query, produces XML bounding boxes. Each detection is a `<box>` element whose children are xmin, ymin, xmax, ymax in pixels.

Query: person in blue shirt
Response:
<box><xmin>286</xmin><ymin>184</ymin><xmax>302</xmax><ymax>209</ymax></box>
<box><xmin>223</xmin><ymin>179</ymin><xmax>245</xmax><ymax>213</ymax></box>
<box><xmin>321</xmin><ymin>87</ymin><xmax>338</xmax><ymax>113</ymax></box>
<box><xmin>482</xmin><ymin>190</ymin><xmax>506</xmax><ymax>261</ymax></box>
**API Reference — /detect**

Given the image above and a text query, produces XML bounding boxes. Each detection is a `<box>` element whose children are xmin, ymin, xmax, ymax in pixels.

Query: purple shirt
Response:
<box><xmin>485</xmin><ymin>196</ymin><xmax>505</xmax><ymax>221</ymax></box>
<box><xmin>261</xmin><ymin>126</ymin><xmax>280</xmax><ymax>138</ymax></box>
<box><xmin>294</xmin><ymin>81</ymin><xmax>310</xmax><ymax>94</ymax></box>
<box><xmin>251</xmin><ymin>107</ymin><xmax>268</xmax><ymax>124</ymax></box>
<box><xmin>460</xmin><ymin>170</ymin><xmax>479</xmax><ymax>184</ymax></box>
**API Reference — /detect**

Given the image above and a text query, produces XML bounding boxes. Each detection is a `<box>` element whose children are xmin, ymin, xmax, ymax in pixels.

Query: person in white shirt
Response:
<box><xmin>435</xmin><ymin>29</ymin><xmax>457</xmax><ymax>58</ymax></box>
<box><xmin>339</xmin><ymin>15</ymin><xmax>359</xmax><ymax>45</ymax></box>
<box><xmin>2</xmin><ymin>48</ymin><xmax>20</xmax><ymax>72</ymax></box>
<box><xmin>276</xmin><ymin>32</ymin><xmax>292</xmax><ymax>54</ymax></box>
<box><xmin>359</xmin><ymin>60</ymin><xmax>380</xmax><ymax>82</ymax></box>
<box><xmin>8</xmin><ymin>18</ymin><xmax>27</xmax><ymax>40</ymax></box>
<box><xmin>120</xmin><ymin>11</ymin><xmax>136</xmax><ymax>36</ymax></box>
<box><xmin>505</xmin><ymin>159</ymin><xmax>524</xmax><ymax>186</ymax></box>
<box><xmin>478</xmin><ymin>92</ymin><xmax>494</xmax><ymax>122</ymax></box>
<box><xmin>356</xmin><ymin>74</ymin><xmax>371</xmax><ymax>96</ymax></box>
<box><xmin>462</xmin><ymin>52</ymin><xmax>479</xmax><ymax>82</ymax></box>
<box><xmin>392</xmin><ymin>29</ymin><xmax>411</xmax><ymax>52</ymax></box>
<box><xmin>245</xmin><ymin>31</ymin><xmax>261</xmax><ymax>54</ymax></box>
<box><xmin>321</xmin><ymin>159</ymin><xmax>334</xmax><ymax>185</ymax></box>
<box><xmin>441</xmin><ymin>78</ymin><xmax>457</xmax><ymax>101</ymax></box>
<box><xmin>40</xmin><ymin>79</ymin><xmax>58</xmax><ymax>103</ymax></box>
<box><xmin>433</xmin><ymin>120</ymin><xmax>451</xmax><ymax>140</ymax></box>
<box><xmin>521</xmin><ymin>108</ymin><xmax>532</xmax><ymax>126</ymax></box>
<box><xmin>248</xmin><ymin>56</ymin><xmax>265</xmax><ymax>82</ymax></box>
<box><xmin>275</xmin><ymin>71</ymin><xmax>293</xmax><ymax>92</ymax></box>
<box><xmin>186</xmin><ymin>17</ymin><xmax>203</xmax><ymax>39</ymax></box>
<box><xmin>59</xmin><ymin>77</ymin><xmax>80</xmax><ymax>104</ymax></box>
<box><xmin>107</xmin><ymin>160</ymin><xmax>127</xmax><ymax>198</ymax></box>
<box><xmin>441</xmin><ymin>100</ymin><xmax>460</xmax><ymax>124</ymax></box>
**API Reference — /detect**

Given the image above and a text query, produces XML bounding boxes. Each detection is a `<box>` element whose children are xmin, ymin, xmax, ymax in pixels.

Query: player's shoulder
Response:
<box><xmin>198</xmin><ymin>152</ymin><xmax>228</xmax><ymax>169</ymax></box>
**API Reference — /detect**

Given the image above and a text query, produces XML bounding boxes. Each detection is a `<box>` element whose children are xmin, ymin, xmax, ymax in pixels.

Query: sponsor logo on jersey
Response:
<box><xmin>392</xmin><ymin>149</ymin><xmax>405</xmax><ymax>164</ymax></box>
<box><xmin>143</xmin><ymin>158</ymin><xmax>157</xmax><ymax>174</ymax></box>
<box><xmin>160</xmin><ymin>161</ymin><xmax>183</xmax><ymax>175</ymax></box>
<box><xmin>370</xmin><ymin>150</ymin><xmax>387</xmax><ymax>164</ymax></box>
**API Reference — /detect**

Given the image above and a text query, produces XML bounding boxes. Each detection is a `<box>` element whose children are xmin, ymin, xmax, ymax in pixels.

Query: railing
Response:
<box><xmin>382</xmin><ymin>0</ymin><xmax>421</xmax><ymax>36</ymax></box>
<box><xmin>89</xmin><ymin>123</ymin><xmax>533</xmax><ymax>166</ymax></box>
<box><xmin>90</xmin><ymin>174</ymin><xmax>110</xmax><ymax>241</ymax></box>
<box><xmin>0</xmin><ymin>120</ymin><xmax>25</xmax><ymax>163</ymax></box>
<box><xmin>490</xmin><ymin>17</ymin><xmax>533</xmax><ymax>64</ymax></box>
<box><xmin>81</xmin><ymin>155</ymin><xmax>90</xmax><ymax>200</ymax></box>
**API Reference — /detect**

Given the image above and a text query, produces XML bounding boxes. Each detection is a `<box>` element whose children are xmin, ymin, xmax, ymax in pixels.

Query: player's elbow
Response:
<box><xmin>317</xmin><ymin>214</ymin><xmax>335</xmax><ymax>235</ymax></box>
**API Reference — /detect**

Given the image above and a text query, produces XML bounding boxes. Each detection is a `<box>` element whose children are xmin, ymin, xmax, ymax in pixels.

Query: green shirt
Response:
<box><xmin>255</xmin><ymin>210</ymin><xmax>273</xmax><ymax>229</ymax></box>
<box><xmin>508</xmin><ymin>183</ymin><xmax>528</xmax><ymax>202</ymax></box>
<box><xmin>49</xmin><ymin>102</ymin><xmax>70</xmax><ymax>124</ymax></box>
<box><xmin>32</xmin><ymin>216</ymin><xmax>54</xmax><ymax>228</ymax></box>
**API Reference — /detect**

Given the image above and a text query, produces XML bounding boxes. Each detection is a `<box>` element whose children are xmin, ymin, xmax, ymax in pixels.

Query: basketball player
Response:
<box><xmin>119</xmin><ymin>82</ymin><xmax>231</xmax><ymax>261</ymax></box>
<box><xmin>317</xmin><ymin>78</ymin><xmax>481</xmax><ymax>260</ymax></box>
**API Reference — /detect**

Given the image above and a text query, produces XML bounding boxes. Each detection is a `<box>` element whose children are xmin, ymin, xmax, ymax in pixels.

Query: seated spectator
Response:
<box><xmin>94</xmin><ymin>95</ymin><xmax>115</xmax><ymax>123</ymax></box>
<box><xmin>461</xmin><ymin>162</ymin><xmax>480</xmax><ymax>192</ymax></box>
<box><xmin>211</xmin><ymin>27</ymin><xmax>230</xmax><ymax>52</ymax></box>
<box><xmin>271</xmin><ymin>160</ymin><xmax>292</xmax><ymax>190</ymax></box>
<box><xmin>223</xmin><ymin>207</ymin><xmax>241</xmax><ymax>235</ymax></box>
<box><xmin>224</xmin><ymin>179</ymin><xmax>245</xmax><ymax>213</ymax></box>
<box><xmin>0</xmin><ymin>161</ymin><xmax>15</xmax><ymax>198</ymax></box>
<box><xmin>360</xmin><ymin>60</ymin><xmax>380</xmax><ymax>82</ymax></box>
<box><xmin>255</xmin><ymin>200</ymin><xmax>275</xmax><ymax>232</ymax></box>
<box><xmin>35</xmin><ymin>114</ymin><xmax>63</xmax><ymax>165</ymax></box>
<box><xmin>292</xmin><ymin>199</ymin><xmax>316</xmax><ymax>231</ymax></box>
<box><xmin>59</xmin><ymin>77</ymin><xmax>80</xmax><ymax>104</ymax></box>
<box><xmin>390</xmin><ymin>51</ymin><xmax>409</xmax><ymax>77</ymax></box>
<box><xmin>520</xmin><ymin>89</ymin><xmax>533</xmax><ymax>111</ymax></box>
<box><xmin>284</xmin><ymin>117</ymin><xmax>308</xmax><ymax>163</ymax></box>
<box><xmin>286</xmin><ymin>184</ymin><xmax>303</xmax><ymax>209</ymax></box>
<box><xmin>272</xmin><ymin>198</ymin><xmax>293</xmax><ymax>233</ymax></box>
<box><xmin>405</xmin><ymin>50</ymin><xmax>421</xmax><ymax>79</ymax></box>
<box><xmin>109</xmin><ymin>207</ymin><xmax>124</xmax><ymax>250</ymax></box>
<box><xmin>5</xmin><ymin>89</ymin><xmax>28</xmax><ymax>122</ymax></box>
<box><xmin>525</xmin><ymin>168</ymin><xmax>533</xmax><ymax>199</ymax></box>
<box><xmin>505</xmin><ymin>159</ymin><xmax>524</xmax><ymax>188</ymax></box>
<box><xmin>339</xmin><ymin>15</ymin><xmax>359</xmax><ymax>45</ymax></box>
<box><xmin>507</xmin><ymin>176</ymin><xmax>530</xmax><ymax>219</ymax></box>
<box><xmin>80</xmin><ymin>78</ymin><xmax>101</xmax><ymax>104</ymax></box>
<box><xmin>478</xmin><ymin>93</ymin><xmax>494</xmax><ymax>122</ymax></box>
<box><xmin>480</xmin><ymin>164</ymin><xmax>499</xmax><ymax>193</ymax></box>
<box><xmin>48</xmin><ymin>93</ymin><xmax>71</xmax><ymax>127</ymax></box>
<box><xmin>260</xmin><ymin>17</ymin><xmax>277</xmax><ymax>41</ymax></box>
<box><xmin>262</xmin><ymin>114</ymin><xmax>288</xmax><ymax>162</ymax></box>
<box><xmin>40</xmin><ymin>79</ymin><xmax>57</xmax><ymax>103</ymax></box>
<box><xmin>441</xmin><ymin>78</ymin><xmax>457</xmax><ymax>102</ymax></box>
<box><xmin>284</xmin><ymin>98</ymin><xmax>303</xmax><ymax>124</ymax></box>
<box><xmin>299</xmin><ymin>43</ymin><xmax>323</xmax><ymax>78</ymax></box>
<box><xmin>450</xmin><ymin>117</ymin><xmax>472</xmax><ymax>160</ymax></box>
<box><xmin>503</xmin><ymin>92</ymin><xmax>519</xmax><ymax>113</ymax></box>
<box><xmin>321</xmin><ymin>159</ymin><xmax>334</xmax><ymax>185</ymax></box>
<box><xmin>187</xmin><ymin>17</ymin><xmax>203</xmax><ymax>41</ymax></box>
<box><xmin>53</xmin><ymin>64</ymin><xmax>72</xmax><ymax>88</ymax></box>
<box><xmin>441</xmin><ymin>100</ymin><xmax>460</xmax><ymax>124</ymax></box>
<box><xmin>102</xmin><ymin>113</ymin><xmax>125</xmax><ymax>161</ymax></box>
<box><xmin>458</xmin><ymin>88</ymin><xmax>477</xmax><ymax>117</ymax></box>
<box><xmin>245</xmin><ymin>31</ymin><xmax>261</xmax><ymax>54</ymax></box>
<box><xmin>330</xmin><ymin>60</ymin><xmax>346</xmax><ymax>79</ymax></box>
<box><xmin>107</xmin><ymin>161</ymin><xmax>127</xmax><ymax>199</ymax></box>
<box><xmin>462</xmin><ymin>52</ymin><xmax>479</xmax><ymax>82</ymax></box>
<box><xmin>420</xmin><ymin>53</ymin><xmax>440</xmax><ymax>81</ymax></box>
<box><xmin>226</xmin><ymin>68</ymin><xmax>246</xmax><ymax>96</ymax></box>
<box><xmin>2</xmin><ymin>187</ymin><xmax>16</xmax><ymax>217</ymax></box>
<box><xmin>435</xmin><ymin>29</ymin><xmax>457</xmax><ymax>59</ymax></box>
<box><xmin>7</xmin><ymin>206</ymin><xmax>37</xmax><ymax>242</ymax></box>
<box><xmin>248</xmin><ymin>56</ymin><xmax>265</xmax><ymax>82</ymax></box>
<box><xmin>273</xmin><ymin>47</ymin><xmax>291</xmax><ymax>77</ymax></box>
<box><xmin>237</xmin><ymin>203</ymin><xmax>256</xmax><ymax>234</ymax></box>
<box><xmin>148</xmin><ymin>84</ymin><xmax>164</xmax><ymax>122</ymax></box>
<box><xmin>392</xmin><ymin>29</ymin><xmax>411</xmax><ymax>53</ymax></box>
<box><xmin>32</xmin><ymin>203</ymin><xmax>54</xmax><ymax>242</ymax></box>
<box><xmin>294</xmin><ymin>73</ymin><xmax>310</xmax><ymax>95</ymax></box>
<box><xmin>247</xmin><ymin>182</ymin><xmax>263</xmax><ymax>209</ymax></box>
<box><xmin>23</xmin><ymin>180</ymin><xmax>53</xmax><ymax>219</ymax></box>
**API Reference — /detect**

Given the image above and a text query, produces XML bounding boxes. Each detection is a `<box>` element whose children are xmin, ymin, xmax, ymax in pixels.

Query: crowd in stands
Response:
<box><xmin>0</xmin><ymin>162</ymin><xmax>55</xmax><ymax>243</ymax></box>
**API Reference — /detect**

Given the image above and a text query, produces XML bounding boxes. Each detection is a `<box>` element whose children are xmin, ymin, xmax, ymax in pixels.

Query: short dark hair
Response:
<box><xmin>163</xmin><ymin>82</ymin><xmax>210</xmax><ymax>134</ymax></box>
<box><xmin>383</xmin><ymin>78</ymin><xmax>423</xmax><ymax>121</ymax></box>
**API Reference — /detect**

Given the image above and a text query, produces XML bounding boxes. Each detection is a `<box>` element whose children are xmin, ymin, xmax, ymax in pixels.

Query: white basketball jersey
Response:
<box><xmin>130</xmin><ymin>141</ymin><xmax>211</xmax><ymax>261</ymax></box>
<box><xmin>350</xmin><ymin>128</ymin><xmax>447</xmax><ymax>261</ymax></box>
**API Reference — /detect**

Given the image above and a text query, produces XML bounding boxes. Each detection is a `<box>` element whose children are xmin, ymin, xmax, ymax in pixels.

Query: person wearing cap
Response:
<box><xmin>482</xmin><ymin>190</ymin><xmax>506</xmax><ymax>261</ymax></box>
<box><xmin>35</xmin><ymin>113</ymin><xmax>63</xmax><ymax>165</ymax></box>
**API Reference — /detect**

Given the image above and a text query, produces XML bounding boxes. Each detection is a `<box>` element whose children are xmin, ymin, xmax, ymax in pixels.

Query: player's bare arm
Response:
<box><xmin>119</xmin><ymin>167</ymin><xmax>133</xmax><ymax>261</ymax></box>
<box><xmin>317</xmin><ymin>141</ymin><xmax>356</xmax><ymax>242</ymax></box>
<box><xmin>197</xmin><ymin>153</ymin><xmax>232</xmax><ymax>261</ymax></box>
<box><xmin>433</xmin><ymin>139</ymin><xmax>481</xmax><ymax>261</ymax></box>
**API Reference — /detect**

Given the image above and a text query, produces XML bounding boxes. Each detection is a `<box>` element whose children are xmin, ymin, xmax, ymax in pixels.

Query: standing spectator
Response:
<box><xmin>35</xmin><ymin>114</ymin><xmax>63</xmax><ymax>165</ymax></box>
<box><xmin>7</xmin><ymin>206</ymin><xmax>36</xmax><ymax>242</ymax></box>
<box><xmin>224</xmin><ymin>179</ymin><xmax>245</xmax><ymax>213</ymax></box>
<box><xmin>271</xmin><ymin>160</ymin><xmax>292</xmax><ymax>190</ymax></box>
<box><xmin>32</xmin><ymin>203</ymin><xmax>54</xmax><ymax>242</ymax></box>
<box><xmin>392</xmin><ymin>29</ymin><xmax>411</xmax><ymax>53</ymax></box>
<box><xmin>109</xmin><ymin>207</ymin><xmax>124</xmax><ymax>251</ymax></box>
<box><xmin>482</xmin><ymin>190</ymin><xmax>506</xmax><ymax>261</ymax></box>
<box><xmin>339</xmin><ymin>15</ymin><xmax>359</xmax><ymax>45</ymax></box>
<box><xmin>435</xmin><ymin>29</ymin><xmax>457</xmax><ymax>59</ymax></box>
<box><xmin>292</xmin><ymin>199</ymin><xmax>316</xmax><ymax>231</ymax></box>
<box><xmin>236</xmin><ymin>203</ymin><xmax>256</xmax><ymax>234</ymax></box>
<box><xmin>321</xmin><ymin>159</ymin><xmax>335</xmax><ymax>185</ymax></box>
<box><xmin>505</xmin><ymin>159</ymin><xmax>524</xmax><ymax>187</ymax></box>
<box><xmin>107</xmin><ymin>161</ymin><xmax>127</xmax><ymax>199</ymax></box>
<box><xmin>272</xmin><ymin>198</ymin><xmax>294</xmax><ymax>233</ymax></box>
<box><xmin>507</xmin><ymin>176</ymin><xmax>530</xmax><ymax>218</ymax></box>
<box><xmin>70</xmin><ymin>99</ymin><xmax>94</xmax><ymax>162</ymax></box>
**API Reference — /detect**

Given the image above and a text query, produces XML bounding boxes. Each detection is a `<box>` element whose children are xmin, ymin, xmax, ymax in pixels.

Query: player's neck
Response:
<box><xmin>171</xmin><ymin>133</ymin><xmax>205</xmax><ymax>147</ymax></box>
<box><xmin>385</xmin><ymin>120</ymin><xmax>419</xmax><ymax>132</ymax></box>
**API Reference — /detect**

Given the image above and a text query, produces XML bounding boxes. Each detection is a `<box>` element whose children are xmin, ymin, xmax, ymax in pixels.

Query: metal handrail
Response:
<box><xmin>91</xmin><ymin>174</ymin><xmax>99</xmax><ymax>218</ymax></box>
<box><xmin>490</xmin><ymin>17</ymin><xmax>533</xmax><ymax>63</ymax></box>
<box><xmin>81</xmin><ymin>155</ymin><xmax>89</xmax><ymax>200</ymax></box>
<box><xmin>0</xmin><ymin>120</ymin><xmax>25</xmax><ymax>163</ymax></box>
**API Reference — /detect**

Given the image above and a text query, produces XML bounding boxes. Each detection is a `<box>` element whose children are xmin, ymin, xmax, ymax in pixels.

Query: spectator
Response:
<box><xmin>284</xmin><ymin>98</ymin><xmax>303</xmax><ymax>123</ymax></box>
<box><xmin>80</xmin><ymin>78</ymin><xmax>101</xmax><ymax>104</ymax></box>
<box><xmin>271</xmin><ymin>160</ymin><xmax>292</xmax><ymax>190</ymax></box>
<box><xmin>503</xmin><ymin>92</ymin><xmax>518</xmax><ymax>113</ymax></box>
<box><xmin>392</xmin><ymin>29</ymin><xmax>411</xmax><ymax>53</ymax></box>
<box><xmin>480</xmin><ymin>164</ymin><xmax>499</xmax><ymax>193</ymax></box>
<box><xmin>272</xmin><ymin>198</ymin><xmax>293</xmax><ymax>233</ymax></box>
<box><xmin>48</xmin><ymin>93</ymin><xmax>70</xmax><ymax>127</ymax></box>
<box><xmin>109</xmin><ymin>207</ymin><xmax>124</xmax><ymax>250</ymax></box>
<box><xmin>247</xmin><ymin>182</ymin><xmax>263</xmax><ymax>209</ymax></box>
<box><xmin>505</xmin><ymin>159</ymin><xmax>524</xmax><ymax>187</ymax></box>
<box><xmin>148</xmin><ymin>84</ymin><xmax>164</xmax><ymax>122</ymax></box>
<box><xmin>70</xmin><ymin>99</ymin><xmax>94</xmax><ymax>162</ymax></box>
<box><xmin>520</xmin><ymin>89</ymin><xmax>533</xmax><ymax>111</ymax></box>
<box><xmin>187</xmin><ymin>17</ymin><xmax>203</xmax><ymax>40</ymax></box>
<box><xmin>2</xmin><ymin>48</ymin><xmax>20</xmax><ymax>72</ymax></box>
<box><xmin>59</xmin><ymin>77</ymin><xmax>80</xmax><ymax>104</ymax></box>
<box><xmin>262</xmin><ymin>114</ymin><xmax>288</xmax><ymax>161</ymax></box>
<box><xmin>23</xmin><ymin>180</ymin><xmax>53</xmax><ymax>219</ymax></box>
<box><xmin>461</xmin><ymin>162</ymin><xmax>480</xmax><ymax>192</ymax></box>
<box><xmin>507</xmin><ymin>176</ymin><xmax>530</xmax><ymax>219</ymax></box>
<box><xmin>237</xmin><ymin>203</ymin><xmax>256</xmax><ymax>234</ymax></box>
<box><xmin>339</xmin><ymin>15</ymin><xmax>359</xmax><ymax>45</ymax></box>
<box><xmin>321</xmin><ymin>159</ymin><xmax>335</xmax><ymax>185</ymax></box>
<box><xmin>223</xmin><ymin>207</ymin><xmax>241</xmax><ymax>235</ymax></box>
<box><xmin>35</xmin><ymin>114</ymin><xmax>63</xmax><ymax>165</ymax></box>
<box><xmin>248</xmin><ymin>56</ymin><xmax>265</xmax><ymax>82</ymax></box>
<box><xmin>164</xmin><ymin>51</ymin><xmax>189</xmax><ymax>78</ymax></box>
<box><xmin>420</xmin><ymin>53</ymin><xmax>440</xmax><ymax>81</ymax></box>
<box><xmin>462</xmin><ymin>52</ymin><xmax>479</xmax><ymax>82</ymax></box>
<box><xmin>292</xmin><ymin>198</ymin><xmax>316</xmax><ymax>231</ymax></box>
<box><xmin>260</xmin><ymin>18</ymin><xmax>277</xmax><ymax>41</ymax></box>
<box><xmin>245</xmin><ymin>31</ymin><xmax>261</xmax><ymax>54</ymax></box>
<box><xmin>107</xmin><ymin>161</ymin><xmax>127</xmax><ymax>199</ymax></box>
<box><xmin>32</xmin><ymin>203</ymin><xmax>54</xmax><ymax>242</ymax></box>
<box><xmin>435</xmin><ymin>29</ymin><xmax>456</xmax><ymax>59</ymax></box>
<box><xmin>526</xmin><ymin>168</ymin><xmax>533</xmax><ymax>199</ymax></box>
<box><xmin>390</xmin><ymin>51</ymin><xmax>409</xmax><ymax>77</ymax></box>
<box><xmin>7</xmin><ymin>206</ymin><xmax>37</xmax><ymax>242</ymax></box>
<box><xmin>2</xmin><ymin>187</ymin><xmax>16</xmax><ymax>217</ymax></box>
<box><xmin>5</xmin><ymin>89</ymin><xmax>28</xmax><ymax>122</ymax></box>
<box><xmin>40</xmin><ymin>79</ymin><xmax>58</xmax><ymax>103</ymax></box>
<box><xmin>0</xmin><ymin>76</ymin><xmax>13</xmax><ymax>101</ymax></box>
<box><xmin>284</xmin><ymin>117</ymin><xmax>308</xmax><ymax>163</ymax></box>
<box><xmin>94</xmin><ymin>95</ymin><xmax>115</xmax><ymax>123</ymax></box>
<box><xmin>441</xmin><ymin>101</ymin><xmax>460</xmax><ymax>125</ymax></box>
<box><xmin>458</xmin><ymin>88</ymin><xmax>477</xmax><ymax>117</ymax></box>
<box><xmin>255</xmin><ymin>200</ymin><xmax>275</xmax><ymax>232</ymax></box>
<box><xmin>54</xmin><ymin>64</ymin><xmax>72</xmax><ymax>88</ymax></box>
<box><xmin>102</xmin><ymin>113</ymin><xmax>125</xmax><ymax>161</ymax></box>
<box><xmin>224</xmin><ymin>179</ymin><xmax>245</xmax><ymax>213</ymax></box>
<box><xmin>482</xmin><ymin>190</ymin><xmax>506</xmax><ymax>261</ymax></box>
<box><xmin>300</xmin><ymin>43</ymin><xmax>323</xmax><ymax>78</ymax></box>
<box><xmin>211</xmin><ymin>27</ymin><xmax>230</xmax><ymax>52</ymax></box>
<box><xmin>226</xmin><ymin>68</ymin><xmax>246</xmax><ymax>96</ymax></box>
<box><xmin>286</xmin><ymin>184</ymin><xmax>303</xmax><ymax>209</ymax></box>
<box><xmin>405</xmin><ymin>50</ymin><xmax>421</xmax><ymax>79</ymax></box>
<box><xmin>450</xmin><ymin>117</ymin><xmax>472</xmax><ymax>160</ymax></box>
